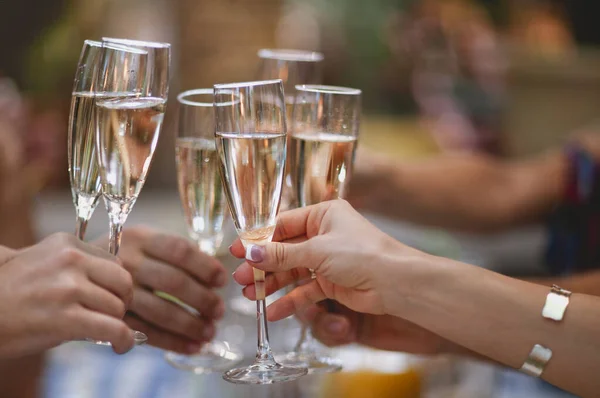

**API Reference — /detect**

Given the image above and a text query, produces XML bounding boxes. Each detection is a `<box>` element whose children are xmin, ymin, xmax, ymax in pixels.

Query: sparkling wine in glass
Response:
<box><xmin>275</xmin><ymin>84</ymin><xmax>361</xmax><ymax>373</ymax></box>
<box><xmin>164</xmin><ymin>88</ymin><xmax>243</xmax><ymax>372</ymax></box>
<box><xmin>68</xmin><ymin>40</ymin><xmax>146</xmax><ymax>240</ymax></box>
<box><xmin>94</xmin><ymin>38</ymin><xmax>171</xmax><ymax>345</ymax></box>
<box><xmin>256</xmin><ymin>49</ymin><xmax>323</xmax><ymax>211</ymax></box>
<box><xmin>228</xmin><ymin>48</ymin><xmax>324</xmax><ymax>318</ymax></box>
<box><xmin>69</xmin><ymin>40</ymin><xmax>150</xmax><ymax>347</ymax></box>
<box><xmin>215</xmin><ymin>79</ymin><xmax>307</xmax><ymax>384</ymax></box>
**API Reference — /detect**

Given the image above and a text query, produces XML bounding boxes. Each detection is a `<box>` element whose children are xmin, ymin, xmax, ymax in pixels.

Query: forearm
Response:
<box><xmin>396</xmin><ymin>255</ymin><xmax>600</xmax><ymax>398</ymax></box>
<box><xmin>0</xmin><ymin>354</ymin><xmax>45</xmax><ymax>398</ymax></box>
<box><xmin>357</xmin><ymin>151</ymin><xmax>566</xmax><ymax>233</ymax></box>
<box><xmin>0</xmin><ymin>201</ymin><xmax>41</xmax><ymax>397</ymax></box>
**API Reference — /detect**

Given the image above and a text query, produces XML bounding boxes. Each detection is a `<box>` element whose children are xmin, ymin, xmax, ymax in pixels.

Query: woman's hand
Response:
<box><xmin>230</xmin><ymin>200</ymin><xmax>430</xmax><ymax>320</ymax></box>
<box><xmin>299</xmin><ymin>303</ymin><xmax>449</xmax><ymax>355</ymax></box>
<box><xmin>0</xmin><ymin>233</ymin><xmax>135</xmax><ymax>358</ymax></box>
<box><xmin>93</xmin><ymin>226</ymin><xmax>227</xmax><ymax>355</ymax></box>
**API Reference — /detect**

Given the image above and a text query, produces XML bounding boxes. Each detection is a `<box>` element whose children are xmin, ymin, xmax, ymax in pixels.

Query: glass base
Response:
<box><xmin>223</xmin><ymin>361</ymin><xmax>308</xmax><ymax>385</ymax></box>
<box><xmin>87</xmin><ymin>330</ymin><xmax>148</xmax><ymax>346</ymax></box>
<box><xmin>164</xmin><ymin>341</ymin><xmax>243</xmax><ymax>373</ymax></box>
<box><xmin>274</xmin><ymin>351</ymin><xmax>342</xmax><ymax>374</ymax></box>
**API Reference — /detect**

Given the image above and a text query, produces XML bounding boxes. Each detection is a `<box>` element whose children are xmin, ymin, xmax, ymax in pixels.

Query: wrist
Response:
<box><xmin>403</xmin><ymin>254</ymin><xmax>467</xmax><ymax>318</ymax></box>
<box><xmin>0</xmin><ymin>200</ymin><xmax>36</xmax><ymax>248</ymax></box>
<box><xmin>379</xmin><ymin>242</ymin><xmax>453</xmax><ymax>319</ymax></box>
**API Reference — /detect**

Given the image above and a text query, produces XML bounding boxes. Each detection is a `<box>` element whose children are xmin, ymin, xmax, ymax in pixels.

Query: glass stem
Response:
<box><xmin>294</xmin><ymin>324</ymin><xmax>316</xmax><ymax>354</ymax></box>
<box><xmin>256</xmin><ymin>299</ymin><xmax>276</xmax><ymax>364</ymax></box>
<box><xmin>75</xmin><ymin>216</ymin><xmax>89</xmax><ymax>241</ymax></box>
<box><xmin>108</xmin><ymin>221</ymin><xmax>123</xmax><ymax>256</ymax></box>
<box><xmin>197</xmin><ymin>238</ymin><xmax>217</xmax><ymax>257</ymax></box>
<box><xmin>73</xmin><ymin>193</ymin><xmax>100</xmax><ymax>241</ymax></box>
<box><xmin>105</xmin><ymin>198</ymin><xmax>133</xmax><ymax>256</ymax></box>
<box><xmin>294</xmin><ymin>268</ymin><xmax>318</xmax><ymax>354</ymax></box>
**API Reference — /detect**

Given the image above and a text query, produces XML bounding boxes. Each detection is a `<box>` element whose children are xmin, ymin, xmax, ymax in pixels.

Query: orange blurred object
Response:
<box><xmin>320</xmin><ymin>369</ymin><xmax>422</xmax><ymax>398</ymax></box>
<box><xmin>317</xmin><ymin>346</ymin><xmax>424</xmax><ymax>398</ymax></box>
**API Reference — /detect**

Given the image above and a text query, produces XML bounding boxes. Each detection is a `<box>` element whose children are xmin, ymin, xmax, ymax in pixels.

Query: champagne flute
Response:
<box><xmin>68</xmin><ymin>40</ymin><xmax>147</xmax><ymax>240</ymax></box>
<box><xmin>256</xmin><ymin>49</ymin><xmax>324</xmax><ymax>99</ymax></box>
<box><xmin>229</xmin><ymin>49</ymin><xmax>324</xmax><ymax>317</ymax></box>
<box><xmin>215</xmin><ymin>79</ymin><xmax>307</xmax><ymax>384</ymax></box>
<box><xmin>256</xmin><ymin>49</ymin><xmax>323</xmax><ymax>211</ymax></box>
<box><xmin>275</xmin><ymin>84</ymin><xmax>361</xmax><ymax>373</ymax></box>
<box><xmin>164</xmin><ymin>88</ymin><xmax>243</xmax><ymax>372</ymax></box>
<box><xmin>94</xmin><ymin>38</ymin><xmax>171</xmax><ymax>344</ymax></box>
<box><xmin>69</xmin><ymin>40</ymin><xmax>150</xmax><ymax>347</ymax></box>
<box><xmin>96</xmin><ymin>37</ymin><xmax>170</xmax><ymax>253</ymax></box>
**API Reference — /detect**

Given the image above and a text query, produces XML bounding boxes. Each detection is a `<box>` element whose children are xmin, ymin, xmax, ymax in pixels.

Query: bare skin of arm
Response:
<box><xmin>351</xmin><ymin>132</ymin><xmax>600</xmax><ymax>233</ymax></box>
<box><xmin>350</xmin><ymin>148</ymin><xmax>568</xmax><ymax>233</ymax></box>
<box><xmin>0</xmin><ymin>171</ymin><xmax>41</xmax><ymax>398</ymax></box>
<box><xmin>0</xmin><ymin>211</ymin><xmax>42</xmax><ymax>398</ymax></box>
<box><xmin>0</xmin><ymin>233</ymin><xmax>43</xmax><ymax>398</ymax></box>
<box><xmin>400</xmin><ymin>257</ymin><xmax>600</xmax><ymax>398</ymax></box>
<box><xmin>0</xmin><ymin>207</ymin><xmax>41</xmax><ymax>398</ymax></box>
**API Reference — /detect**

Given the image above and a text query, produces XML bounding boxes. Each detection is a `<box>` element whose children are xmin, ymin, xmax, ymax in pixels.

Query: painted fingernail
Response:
<box><xmin>228</xmin><ymin>245</ymin><xmax>233</xmax><ymax>253</ymax></box>
<box><xmin>187</xmin><ymin>342</ymin><xmax>202</xmax><ymax>353</ymax></box>
<box><xmin>324</xmin><ymin>315</ymin><xmax>347</xmax><ymax>334</ymax></box>
<box><xmin>245</xmin><ymin>244</ymin><xmax>265</xmax><ymax>262</ymax></box>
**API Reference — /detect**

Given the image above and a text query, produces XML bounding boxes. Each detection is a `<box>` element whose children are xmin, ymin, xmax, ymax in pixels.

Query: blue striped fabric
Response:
<box><xmin>546</xmin><ymin>144</ymin><xmax>600</xmax><ymax>275</ymax></box>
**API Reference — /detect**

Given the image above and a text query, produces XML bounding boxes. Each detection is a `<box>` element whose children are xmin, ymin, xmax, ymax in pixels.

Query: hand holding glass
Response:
<box><xmin>164</xmin><ymin>88</ymin><xmax>243</xmax><ymax>373</ymax></box>
<box><xmin>228</xmin><ymin>49</ymin><xmax>325</xmax><ymax>317</ymax></box>
<box><xmin>275</xmin><ymin>84</ymin><xmax>362</xmax><ymax>373</ymax></box>
<box><xmin>215</xmin><ymin>79</ymin><xmax>308</xmax><ymax>384</ymax></box>
<box><xmin>94</xmin><ymin>38</ymin><xmax>171</xmax><ymax>344</ymax></box>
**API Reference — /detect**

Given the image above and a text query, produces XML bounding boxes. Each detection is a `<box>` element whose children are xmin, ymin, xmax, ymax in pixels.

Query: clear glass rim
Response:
<box><xmin>257</xmin><ymin>48</ymin><xmax>324</xmax><ymax>62</ymax></box>
<box><xmin>177</xmin><ymin>88</ymin><xmax>238</xmax><ymax>107</ymax></box>
<box><xmin>83</xmin><ymin>39</ymin><xmax>102</xmax><ymax>47</ymax></box>
<box><xmin>214</xmin><ymin>79</ymin><xmax>282</xmax><ymax>90</ymax></box>
<box><xmin>101</xmin><ymin>37</ymin><xmax>171</xmax><ymax>49</ymax></box>
<box><xmin>83</xmin><ymin>39</ymin><xmax>148</xmax><ymax>55</ymax></box>
<box><xmin>295</xmin><ymin>84</ymin><xmax>361</xmax><ymax>96</ymax></box>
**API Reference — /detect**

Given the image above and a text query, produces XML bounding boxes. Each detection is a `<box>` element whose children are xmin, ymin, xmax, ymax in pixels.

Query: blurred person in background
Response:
<box><xmin>349</xmin><ymin>0</ymin><xmax>600</xmax><ymax>289</ymax></box>
<box><xmin>351</xmin><ymin>131</ymin><xmax>600</xmax><ymax>284</ymax></box>
<box><xmin>280</xmin><ymin>0</ymin><xmax>507</xmax><ymax>154</ymax></box>
<box><xmin>388</xmin><ymin>0</ymin><xmax>507</xmax><ymax>155</ymax></box>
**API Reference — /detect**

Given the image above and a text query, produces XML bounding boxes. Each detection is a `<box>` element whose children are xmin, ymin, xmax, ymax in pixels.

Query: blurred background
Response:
<box><xmin>3</xmin><ymin>0</ymin><xmax>599</xmax><ymax>193</ymax></box>
<box><xmin>0</xmin><ymin>0</ymin><xmax>596</xmax><ymax>397</ymax></box>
